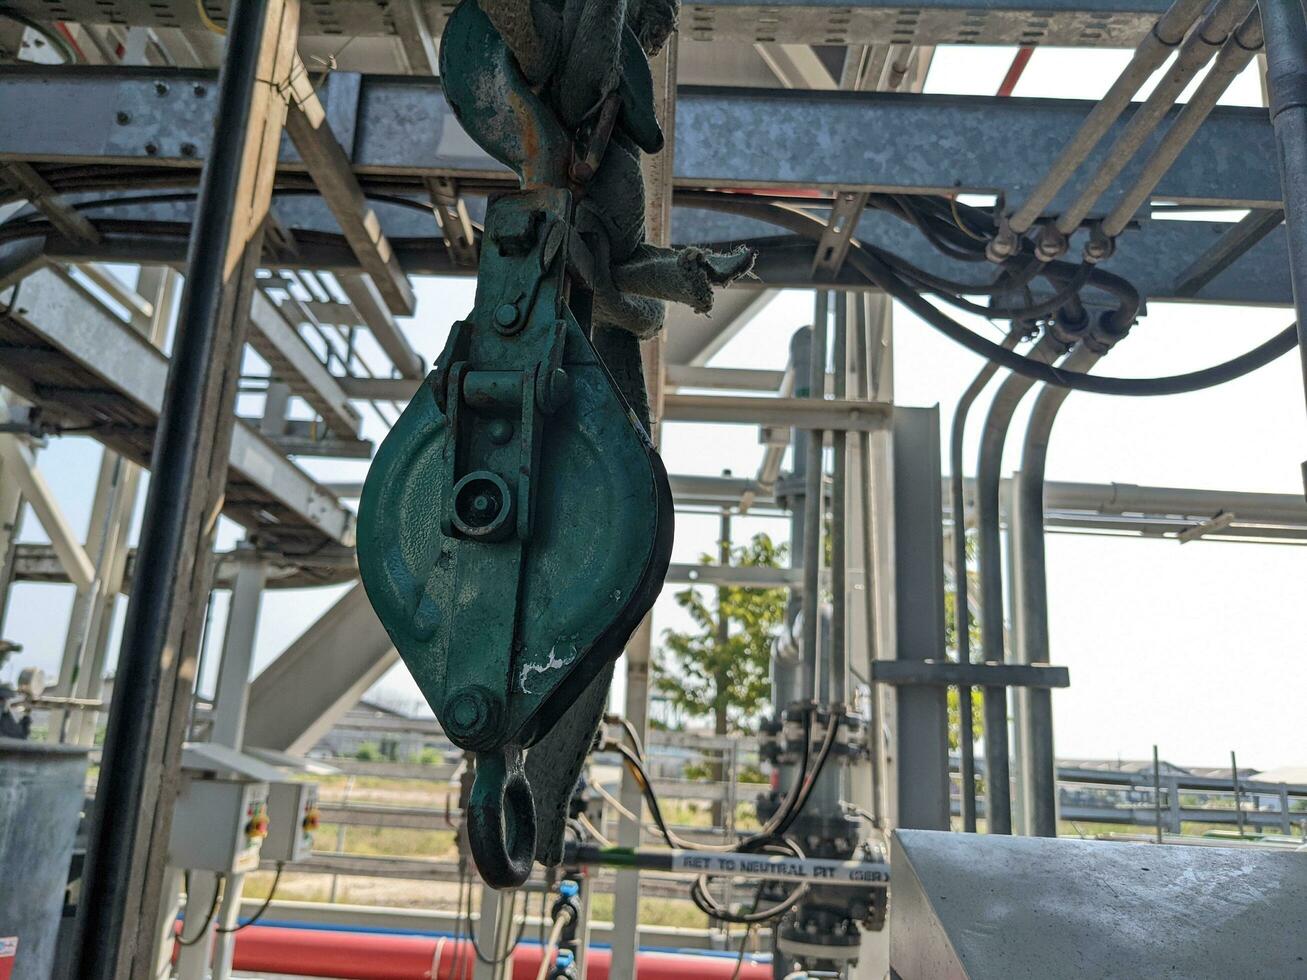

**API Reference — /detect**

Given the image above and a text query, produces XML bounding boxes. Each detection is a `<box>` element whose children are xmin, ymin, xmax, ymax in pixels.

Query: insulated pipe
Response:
<box><xmin>976</xmin><ymin>332</ymin><xmax>1076</xmax><ymax>834</ymax></box>
<box><xmin>1005</xmin><ymin>0</ymin><xmax>1210</xmax><ymax>236</ymax></box>
<box><xmin>949</xmin><ymin>327</ymin><xmax>1025</xmax><ymax>833</ymax></box>
<box><xmin>830</xmin><ymin>295</ymin><xmax>849</xmax><ymax>709</ymax></box>
<box><xmin>221</xmin><ymin>924</ymin><xmax>773</xmax><ymax>980</ymax></box>
<box><xmin>1012</xmin><ymin>343</ymin><xmax>1102</xmax><ymax>837</ymax></box>
<box><xmin>1051</xmin><ymin>0</ymin><xmax>1257</xmax><ymax>249</ymax></box>
<box><xmin>1100</xmin><ymin>10</ymin><xmax>1265</xmax><ymax>241</ymax></box>
<box><xmin>1260</xmin><ymin>0</ymin><xmax>1307</xmax><ymax>458</ymax></box>
<box><xmin>801</xmin><ymin>292</ymin><xmax>829</xmax><ymax>704</ymax></box>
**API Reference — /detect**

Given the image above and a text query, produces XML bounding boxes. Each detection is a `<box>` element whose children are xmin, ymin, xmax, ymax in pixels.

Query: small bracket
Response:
<box><xmin>872</xmin><ymin>660</ymin><xmax>1069</xmax><ymax>689</ymax></box>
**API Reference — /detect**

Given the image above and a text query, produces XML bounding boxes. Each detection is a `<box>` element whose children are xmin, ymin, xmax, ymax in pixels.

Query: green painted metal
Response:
<box><xmin>356</xmin><ymin>0</ymin><xmax>675</xmax><ymax>888</ymax></box>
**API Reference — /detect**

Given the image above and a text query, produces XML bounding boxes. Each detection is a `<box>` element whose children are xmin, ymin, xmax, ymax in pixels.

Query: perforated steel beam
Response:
<box><xmin>0</xmin><ymin>71</ymin><xmax>1280</xmax><ymax>213</ymax></box>
<box><xmin>0</xmin><ymin>0</ymin><xmax>1178</xmax><ymax>47</ymax></box>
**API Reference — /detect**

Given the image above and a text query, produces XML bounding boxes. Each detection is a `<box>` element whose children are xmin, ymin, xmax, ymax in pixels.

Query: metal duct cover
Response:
<box><xmin>890</xmin><ymin>829</ymin><xmax>1307</xmax><ymax>979</ymax></box>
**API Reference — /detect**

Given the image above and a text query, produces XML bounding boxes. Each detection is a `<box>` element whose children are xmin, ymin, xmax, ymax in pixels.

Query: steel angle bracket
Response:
<box><xmin>356</xmin><ymin>189</ymin><xmax>673</xmax><ymax>887</ymax></box>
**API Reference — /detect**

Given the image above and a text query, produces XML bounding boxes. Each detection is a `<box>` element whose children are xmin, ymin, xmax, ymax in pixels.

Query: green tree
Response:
<box><xmin>656</xmin><ymin>532</ymin><xmax>788</xmax><ymax>736</ymax></box>
<box><xmin>944</xmin><ymin>544</ymin><xmax>984</xmax><ymax>752</ymax></box>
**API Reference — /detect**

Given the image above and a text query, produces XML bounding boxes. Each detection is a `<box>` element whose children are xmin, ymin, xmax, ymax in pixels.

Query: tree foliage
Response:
<box><xmin>945</xmin><ymin>535</ymin><xmax>984</xmax><ymax>750</ymax></box>
<box><xmin>656</xmin><ymin>532</ymin><xmax>788</xmax><ymax>733</ymax></box>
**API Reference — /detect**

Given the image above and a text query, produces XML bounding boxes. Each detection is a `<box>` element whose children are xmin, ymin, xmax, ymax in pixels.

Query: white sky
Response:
<box><xmin>4</xmin><ymin>44</ymin><xmax>1305</xmax><ymax>770</ymax></box>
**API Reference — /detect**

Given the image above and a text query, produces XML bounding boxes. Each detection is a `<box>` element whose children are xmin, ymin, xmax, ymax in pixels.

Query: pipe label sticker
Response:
<box><xmin>0</xmin><ymin>937</ymin><xmax>16</xmax><ymax>980</ymax></box>
<box><xmin>669</xmin><ymin>852</ymin><xmax>890</xmax><ymax>887</ymax></box>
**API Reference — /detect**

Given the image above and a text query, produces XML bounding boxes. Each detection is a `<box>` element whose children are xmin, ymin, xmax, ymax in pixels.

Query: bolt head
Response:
<box><xmin>487</xmin><ymin>419</ymin><xmax>514</xmax><ymax>445</ymax></box>
<box><xmin>115</xmin><ymin>111</ymin><xmax>131</xmax><ymax>125</ymax></box>
<box><xmin>444</xmin><ymin>686</ymin><xmax>500</xmax><ymax>747</ymax></box>
<box><xmin>494</xmin><ymin>303</ymin><xmax>519</xmax><ymax>329</ymax></box>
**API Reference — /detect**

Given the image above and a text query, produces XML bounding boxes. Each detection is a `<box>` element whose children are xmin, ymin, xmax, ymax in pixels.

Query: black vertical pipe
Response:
<box><xmin>71</xmin><ymin>2</ymin><xmax>271</xmax><ymax>975</ymax></box>
<box><xmin>1014</xmin><ymin>344</ymin><xmax>1101</xmax><ymax>837</ymax></box>
<box><xmin>976</xmin><ymin>334</ymin><xmax>1069</xmax><ymax>834</ymax></box>
<box><xmin>949</xmin><ymin>328</ymin><xmax>1023</xmax><ymax>833</ymax></box>
<box><xmin>1260</xmin><ymin>0</ymin><xmax>1307</xmax><ymax>490</ymax></box>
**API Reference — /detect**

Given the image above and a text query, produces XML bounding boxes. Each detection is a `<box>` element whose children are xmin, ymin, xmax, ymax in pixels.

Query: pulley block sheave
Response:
<box><xmin>356</xmin><ymin>189</ymin><xmax>673</xmax><ymax>887</ymax></box>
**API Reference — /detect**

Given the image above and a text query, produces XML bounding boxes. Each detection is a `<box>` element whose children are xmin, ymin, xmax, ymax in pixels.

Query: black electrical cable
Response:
<box><xmin>215</xmin><ymin>861</ymin><xmax>284</xmax><ymax>933</ymax></box>
<box><xmin>688</xmin><ymin>837</ymin><xmax>810</xmax><ymax>925</ymax></box>
<box><xmin>605</xmin><ymin>709</ymin><xmax>834</xmax><ymax>854</ymax></box>
<box><xmin>685</xmin><ymin>194</ymin><xmax>1298</xmax><ymax>396</ymax></box>
<box><xmin>0</xmin><ymin>186</ymin><xmax>442</xmax><ymax>238</ymax></box>
<box><xmin>175</xmin><ymin>873</ymin><xmax>225</xmax><ymax>947</ymax></box>
<box><xmin>466</xmin><ymin>871</ymin><xmax>527</xmax><ymax>965</ymax></box>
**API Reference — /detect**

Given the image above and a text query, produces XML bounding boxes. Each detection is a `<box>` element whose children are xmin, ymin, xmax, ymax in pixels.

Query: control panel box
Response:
<box><xmin>262</xmin><ymin>781</ymin><xmax>320</xmax><ymax>863</ymax></box>
<box><xmin>168</xmin><ymin>777</ymin><xmax>269</xmax><ymax>874</ymax></box>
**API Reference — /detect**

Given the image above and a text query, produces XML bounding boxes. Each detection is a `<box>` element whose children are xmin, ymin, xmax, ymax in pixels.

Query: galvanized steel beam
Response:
<box><xmin>0</xmin><ymin>71</ymin><xmax>1280</xmax><ymax>213</ymax></box>
<box><xmin>243</xmin><ymin>582</ymin><xmax>397</xmax><ymax>754</ymax></box>
<box><xmin>0</xmin><ymin>0</ymin><xmax>1179</xmax><ymax>47</ymax></box>
<box><xmin>247</xmin><ymin>289</ymin><xmax>363</xmax><ymax>436</ymax></box>
<box><xmin>0</xmin><ymin>262</ymin><xmax>354</xmax><ymax>546</ymax></box>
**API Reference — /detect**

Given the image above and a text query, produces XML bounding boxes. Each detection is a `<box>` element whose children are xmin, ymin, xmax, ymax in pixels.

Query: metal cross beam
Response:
<box><xmin>0</xmin><ymin>70</ymin><xmax>1281</xmax><ymax>213</ymax></box>
<box><xmin>0</xmin><ymin>266</ymin><xmax>355</xmax><ymax>547</ymax></box>
<box><xmin>282</xmin><ymin>57</ymin><xmax>416</xmax><ymax>316</ymax></box>
<box><xmin>0</xmin><ymin>0</ymin><xmax>1178</xmax><ymax>47</ymax></box>
<box><xmin>247</xmin><ymin>289</ymin><xmax>363</xmax><ymax>436</ymax></box>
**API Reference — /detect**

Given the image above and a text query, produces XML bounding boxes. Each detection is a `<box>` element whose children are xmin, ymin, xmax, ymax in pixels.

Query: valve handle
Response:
<box><xmin>467</xmin><ymin>745</ymin><xmax>537</xmax><ymax>888</ymax></box>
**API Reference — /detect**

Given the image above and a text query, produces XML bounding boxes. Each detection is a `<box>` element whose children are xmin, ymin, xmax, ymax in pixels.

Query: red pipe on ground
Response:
<box><xmin>227</xmin><ymin>924</ymin><xmax>772</xmax><ymax>979</ymax></box>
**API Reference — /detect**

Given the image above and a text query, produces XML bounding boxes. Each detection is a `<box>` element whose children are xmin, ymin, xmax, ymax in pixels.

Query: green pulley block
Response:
<box><xmin>356</xmin><ymin>188</ymin><xmax>673</xmax><ymax>888</ymax></box>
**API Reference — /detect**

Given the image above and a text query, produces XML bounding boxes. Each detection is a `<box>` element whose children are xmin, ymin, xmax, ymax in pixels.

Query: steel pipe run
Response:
<box><xmin>1051</xmin><ymin>0</ymin><xmax>1257</xmax><ymax>257</ymax></box>
<box><xmin>1099</xmin><ymin>10</ymin><xmax>1265</xmax><ymax>241</ymax></box>
<box><xmin>830</xmin><ymin>295</ymin><xmax>849</xmax><ymax>709</ymax></box>
<box><xmin>976</xmin><ymin>332</ymin><xmax>1078</xmax><ymax>834</ymax></box>
<box><xmin>1004</xmin><ymin>0</ymin><xmax>1210</xmax><ymax>238</ymax></box>
<box><xmin>1012</xmin><ymin>342</ymin><xmax>1103</xmax><ymax>837</ymax></box>
<box><xmin>949</xmin><ymin>327</ymin><xmax>1025</xmax><ymax>833</ymax></box>
<box><xmin>1260</xmin><ymin>0</ymin><xmax>1307</xmax><ymax>489</ymax></box>
<box><xmin>801</xmin><ymin>291</ymin><xmax>829</xmax><ymax>704</ymax></box>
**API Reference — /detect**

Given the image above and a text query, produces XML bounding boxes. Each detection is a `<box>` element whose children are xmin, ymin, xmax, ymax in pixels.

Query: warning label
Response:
<box><xmin>0</xmin><ymin>936</ymin><xmax>17</xmax><ymax>980</ymax></box>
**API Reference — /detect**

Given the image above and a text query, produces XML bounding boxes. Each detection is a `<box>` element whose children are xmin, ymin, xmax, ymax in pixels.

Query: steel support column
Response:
<box><xmin>51</xmin><ymin>267</ymin><xmax>176</xmax><ymax>745</ymax></box>
<box><xmin>610</xmin><ymin>38</ymin><xmax>677</xmax><ymax>980</ymax></box>
<box><xmin>71</xmin><ymin>1</ymin><xmax>300</xmax><ymax>974</ymax></box>
<box><xmin>1260</xmin><ymin>0</ymin><xmax>1307</xmax><ymax>493</ymax></box>
<box><xmin>892</xmin><ymin>407</ymin><xmax>951</xmax><ymax>830</ymax></box>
